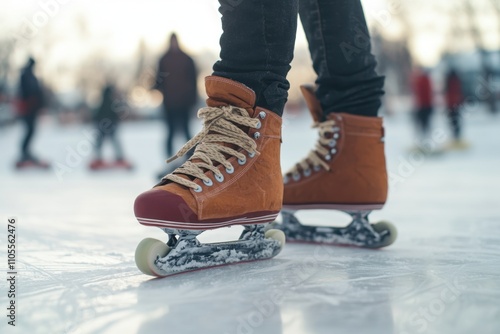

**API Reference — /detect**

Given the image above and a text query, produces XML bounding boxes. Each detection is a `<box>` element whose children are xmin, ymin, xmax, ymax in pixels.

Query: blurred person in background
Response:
<box><xmin>484</xmin><ymin>67</ymin><xmax>497</xmax><ymax>115</ymax></box>
<box><xmin>15</xmin><ymin>57</ymin><xmax>49</xmax><ymax>169</ymax></box>
<box><xmin>89</xmin><ymin>83</ymin><xmax>132</xmax><ymax>170</ymax></box>
<box><xmin>444</xmin><ymin>68</ymin><xmax>468</xmax><ymax>150</ymax></box>
<box><xmin>155</xmin><ymin>33</ymin><xmax>198</xmax><ymax>175</ymax></box>
<box><xmin>411</xmin><ymin>67</ymin><xmax>434</xmax><ymax>147</ymax></box>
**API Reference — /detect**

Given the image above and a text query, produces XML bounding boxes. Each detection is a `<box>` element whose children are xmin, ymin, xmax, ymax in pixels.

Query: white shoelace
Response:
<box><xmin>286</xmin><ymin>119</ymin><xmax>338</xmax><ymax>176</ymax></box>
<box><xmin>164</xmin><ymin>105</ymin><xmax>261</xmax><ymax>190</ymax></box>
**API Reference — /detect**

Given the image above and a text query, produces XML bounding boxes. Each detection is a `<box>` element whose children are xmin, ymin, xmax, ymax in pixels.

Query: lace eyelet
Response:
<box><xmin>333</xmin><ymin>133</ymin><xmax>339</xmax><ymax>139</ymax></box>
<box><xmin>254</xmin><ymin>132</ymin><xmax>261</xmax><ymax>139</ymax></box>
<box><xmin>292</xmin><ymin>173</ymin><xmax>301</xmax><ymax>181</ymax></box>
<box><xmin>203</xmin><ymin>179</ymin><xmax>213</xmax><ymax>186</ymax></box>
<box><xmin>259</xmin><ymin>111</ymin><xmax>266</xmax><ymax>119</ymax></box>
<box><xmin>238</xmin><ymin>157</ymin><xmax>246</xmax><ymax>165</ymax></box>
<box><xmin>248</xmin><ymin>151</ymin><xmax>256</xmax><ymax>158</ymax></box>
<box><xmin>215</xmin><ymin>174</ymin><xmax>224</xmax><ymax>182</ymax></box>
<box><xmin>226</xmin><ymin>165</ymin><xmax>234</xmax><ymax>174</ymax></box>
<box><xmin>325</xmin><ymin>154</ymin><xmax>332</xmax><ymax>161</ymax></box>
<box><xmin>256</xmin><ymin>121</ymin><xmax>262</xmax><ymax>129</ymax></box>
<box><xmin>194</xmin><ymin>185</ymin><xmax>203</xmax><ymax>193</ymax></box>
<box><xmin>329</xmin><ymin>140</ymin><xmax>337</xmax><ymax>147</ymax></box>
<box><xmin>304</xmin><ymin>169</ymin><xmax>311</xmax><ymax>177</ymax></box>
<box><xmin>314</xmin><ymin>165</ymin><xmax>321</xmax><ymax>172</ymax></box>
<box><xmin>331</xmin><ymin>148</ymin><xmax>337</xmax><ymax>154</ymax></box>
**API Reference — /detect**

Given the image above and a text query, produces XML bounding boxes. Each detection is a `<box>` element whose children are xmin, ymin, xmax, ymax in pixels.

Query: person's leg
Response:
<box><xmin>421</xmin><ymin>107</ymin><xmax>432</xmax><ymax>137</ymax></box>
<box><xmin>134</xmin><ymin>2</ymin><xmax>294</xmax><ymax>276</ymax></box>
<box><xmin>212</xmin><ymin>0</ymin><xmax>299</xmax><ymax>116</ymax></box>
<box><xmin>180</xmin><ymin>109</ymin><xmax>192</xmax><ymax>142</ymax></box>
<box><xmin>448</xmin><ymin>106</ymin><xmax>461</xmax><ymax>140</ymax></box>
<box><xmin>299</xmin><ymin>0</ymin><xmax>384</xmax><ymax>117</ymax></box>
<box><xmin>164</xmin><ymin>106</ymin><xmax>176</xmax><ymax>158</ymax></box>
<box><xmin>109</xmin><ymin>125</ymin><xmax>124</xmax><ymax>160</ymax></box>
<box><xmin>281</xmin><ymin>1</ymin><xmax>395</xmax><ymax>248</ymax></box>
<box><xmin>415</xmin><ymin>108</ymin><xmax>425</xmax><ymax>137</ymax></box>
<box><xmin>94</xmin><ymin>126</ymin><xmax>105</xmax><ymax>160</ymax></box>
<box><xmin>21</xmin><ymin>114</ymin><xmax>36</xmax><ymax>160</ymax></box>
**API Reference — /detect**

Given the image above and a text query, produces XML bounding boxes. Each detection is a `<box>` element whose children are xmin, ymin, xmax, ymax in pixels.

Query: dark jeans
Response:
<box><xmin>213</xmin><ymin>0</ymin><xmax>384</xmax><ymax>117</ymax></box>
<box><xmin>20</xmin><ymin>113</ymin><xmax>36</xmax><ymax>160</ymax></box>
<box><xmin>164</xmin><ymin>105</ymin><xmax>192</xmax><ymax>157</ymax></box>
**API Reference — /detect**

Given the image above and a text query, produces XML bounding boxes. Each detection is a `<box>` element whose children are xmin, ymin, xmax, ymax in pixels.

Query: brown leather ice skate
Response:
<box><xmin>283</xmin><ymin>85</ymin><xmax>388</xmax><ymax>210</ymax></box>
<box><xmin>276</xmin><ymin>84</ymin><xmax>397</xmax><ymax>248</ymax></box>
<box><xmin>133</xmin><ymin>76</ymin><xmax>286</xmax><ymax>277</ymax></box>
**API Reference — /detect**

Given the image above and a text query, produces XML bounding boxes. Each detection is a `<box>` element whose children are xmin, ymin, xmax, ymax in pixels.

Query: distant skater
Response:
<box><xmin>89</xmin><ymin>84</ymin><xmax>132</xmax><ymax>170</ymax></box>
<box><xmin>155</xmin><ymin>33</ymin><xmax>198</xmax><ymax>159</ymax></box>
<box><xmin>15</xmin><ymin>57</ymin><xmax>49</xmax><ymax>169</ymax></box>
<box><xmin>412</xmin><ymin>67</ymin><xmax>434</xmax><ymax>144</ymax></box>
<box><xmin>444</xmin><ymin>68</ymin><xmax>468</xmax><ymax>150</ymax></box>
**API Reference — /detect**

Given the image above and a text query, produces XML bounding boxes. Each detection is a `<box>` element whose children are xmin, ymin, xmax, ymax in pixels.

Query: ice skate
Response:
<box><xmin>89</xmin><ymin>159</ymin><xmax>133</xmax><ymax>171</ymax></box>
<box><xmin>15</xmin><ymin>156</ymin><xmax>50</xmax><ymax>170</ymax></box>
<box><xmin>134</xmin><ymin>76</ymin><xmax>285</xmax><ymax>277</ymax></box>
<box><xmin>89</xmin><ymin>159</ymin><xmax>106</xmax><ymax>170</ymax></box>
<box><xmin>111</xmin><ymin>159</ymin><xmax>133</xmax><ymax>170</ymax></box>
<box><xmin>442</xmin><ymin>139</ymin><xmax>470</xmax><ymax>152</ymax></box>
<box><xmin>273</xmin><ymin>85</ymin><xmax>397</xmax><ymax>248</ymax></box>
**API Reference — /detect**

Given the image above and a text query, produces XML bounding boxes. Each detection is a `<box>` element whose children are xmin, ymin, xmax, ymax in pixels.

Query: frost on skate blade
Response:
<box><xmin>277</xmin><ymin>211</ymin><xmax>396</xmax><ymax>248</ymax></box>
<box><xmin>153</xmin><ymin>225</ymin><xmax>283</xmax><ymax>276</ymax></box>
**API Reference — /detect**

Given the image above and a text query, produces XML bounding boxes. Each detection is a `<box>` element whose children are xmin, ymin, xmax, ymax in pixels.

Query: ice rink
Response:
<box><xmin>1</xmin><ymin>108</ymin><xmax>499</xmax><ymax>334</ymax></box>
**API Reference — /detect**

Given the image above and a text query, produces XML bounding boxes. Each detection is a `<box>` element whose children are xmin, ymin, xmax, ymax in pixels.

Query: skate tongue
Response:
<box><xmin>300</xmin><ymin>84</ymin><xmax>324</xmax><ymax>123</ymax></box>
<box><xmin>205</xmin><ymin>76</ymin><xmax>258</xmax><ymax>117</ymax></box>
<box><xmin>204</xmin><ymin>75</ymin><xmax>259</xmax><ymax>151</ymax></box>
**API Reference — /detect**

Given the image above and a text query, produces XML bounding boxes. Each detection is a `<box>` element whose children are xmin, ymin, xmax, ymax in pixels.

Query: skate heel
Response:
<box><xmin>135</xmin><ymin>224</ymin><xmax>285</xmax><ymax>277</ymax></box>
<box><xmin>134</xmin><ymin>77</ymin><xmax>286</xmax><ymax>277</ymax></box>
<box><xmin>274</xmin><ymin>209</ymin><xmax>397</xmax><ymax>248</ymax></box>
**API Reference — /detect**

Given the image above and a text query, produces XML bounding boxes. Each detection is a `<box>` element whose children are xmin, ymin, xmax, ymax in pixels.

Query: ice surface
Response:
<box><xmin>0</xmin><ymin>109</ymin><xmax>499</xmax><ymax>334</ymax></box>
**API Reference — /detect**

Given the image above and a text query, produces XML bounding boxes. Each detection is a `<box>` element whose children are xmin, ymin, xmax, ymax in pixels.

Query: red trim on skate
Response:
<box><xmin>136</xmin><ymin>212</ymin><xmax>279</xmax><ymax>230</ymax></box>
